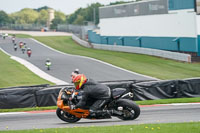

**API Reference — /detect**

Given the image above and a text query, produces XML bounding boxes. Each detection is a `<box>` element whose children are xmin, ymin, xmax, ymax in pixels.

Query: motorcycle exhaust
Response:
<box><xmin>118</xmin><ymin>107</ymin><xmax>123</xmax><ymax>111</ymax></box>
<box><xmin>121</xmin><ymin>92</ymin><xmax>133</xmax><ymax>98</ymax></box>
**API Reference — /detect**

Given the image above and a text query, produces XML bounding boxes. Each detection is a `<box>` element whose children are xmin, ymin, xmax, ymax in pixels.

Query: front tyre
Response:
<box><xmin>56</xmin><ymin>108</ymin><xmax>81</xmax><ymax>123</ymax></box>
<box><xmin>116</xmin><ymin>99</ymin><xmax>140</xmax><ymax>120</ymax></box>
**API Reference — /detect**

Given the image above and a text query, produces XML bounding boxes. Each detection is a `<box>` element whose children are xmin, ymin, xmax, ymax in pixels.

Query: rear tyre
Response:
<box><xmin>116</xmin><ymin>99</ymin><xmax>140</xmax><ymax>120</ymax></box>
<box><xmin>56</xmin><ymin>108</ymin><xmax>81</xmax><ymax>123</ymax></box>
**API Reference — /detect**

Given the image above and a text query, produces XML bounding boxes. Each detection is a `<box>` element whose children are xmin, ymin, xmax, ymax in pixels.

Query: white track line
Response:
<box><xmin>11</xmin><ymin>56</ymin><xmax>68</xmax><ymax>85</ymax></box>
<box><xmin>0</xmin><ymin>47</ymin><xmax>11</xmax><ymax>56</ymax></box>
<box><xmin>31</xmin><ymin>38</ymin><xmax>159</xmax><ymax>80</ymax></box>
<box><xmin>164</xmin><ymin>102</ymin><xmax>200</xmax><ymax>106</ymax></box>
<box><xmin>0</xmin><ymin>112</ymin><xmax>27</xmax><ymax>116</ymax></box>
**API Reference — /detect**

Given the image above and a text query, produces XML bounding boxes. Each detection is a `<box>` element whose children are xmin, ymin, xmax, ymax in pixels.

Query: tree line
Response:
<box><xmin>0</xmin><ymin>6</ymin><xmax>66</xmax><ymax>29</ymax></box>
<box><xmin>0</xmin><ymin>1</ymin><xmax>140</xmax><ymax>29</ymax></box>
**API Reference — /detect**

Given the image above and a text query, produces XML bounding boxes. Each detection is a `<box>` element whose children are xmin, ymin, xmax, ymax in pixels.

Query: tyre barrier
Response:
<box><xmin>0</xmin><ymin>79</ymin><xmax>200</xmax><ymax>109</ymax></box>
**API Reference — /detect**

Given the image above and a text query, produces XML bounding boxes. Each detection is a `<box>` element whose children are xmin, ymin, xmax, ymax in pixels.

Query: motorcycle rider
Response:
<box><xmin>14</xmin><ymin>43</ymin><xmax>17</xmax><ymax>51</ymax></box>
<box><xmin>12</xmin><ymin>35</ymin><xmax>16</xmax><ymax>43</ymax></box>
<box><xmin>21</xmin><ymin>44</ymin><xmax>26</xmax><ymax>54</ymax></box>
<box><xmin>71</xmin><ymin>73</ymin><xmax>111</xmax><ymax>117</ymax></box>
<box><xmin>45</xmin><ymin>58</ymin><xmax>51</xmax><ymax>70</ymax></box>
<box><xmin>19</xmin><ymin>42</ymin><xmax>23</xmax><ymax>48</ymax></box>
<box><xmin>74</xmin><ymin>68</ymin><xmax>79</xmax><ymax>74</ymax></box>
<box><xmin>27</xmin><ymin>48</ymin><xmax>32</xmax><ymax>57</ymax></box>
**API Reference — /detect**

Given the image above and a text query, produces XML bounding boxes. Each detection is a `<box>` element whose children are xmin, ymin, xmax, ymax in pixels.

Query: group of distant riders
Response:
<box><xmin>12</xmin><ymin>34</ymin><xmax>32</xmax><ymax>57</ymax></box>
<box><xmin>2</xmin><ymin>34</ymin><xmax>52</xmax><ymax>71</ymax></box>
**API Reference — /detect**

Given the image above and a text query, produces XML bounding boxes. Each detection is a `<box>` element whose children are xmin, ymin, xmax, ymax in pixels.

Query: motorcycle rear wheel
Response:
<box><xmin>56</xmin><ymin>108</ymin><xmax>81</xmax><ymax>123</ymax></box>
<box><xmin>116</xmin><ymin>99</ymin><xmax>140</xmax><ymax>120</ymax></box>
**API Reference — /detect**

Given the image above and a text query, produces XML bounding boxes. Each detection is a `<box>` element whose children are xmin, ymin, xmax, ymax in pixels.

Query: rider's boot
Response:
<box><xmin>89</xmin><ymin>109</ymin><xmax>96</xmax><ymax>117</ymax></box>
<box><xmin>109</xmin><ymin>110</ymin><xmax>123</xmax><ymax>116</ymax></box>
<box><xmin>89</xmin><ymin>110</ymin><xmax>112</xmax><ymax>118</ymax></box>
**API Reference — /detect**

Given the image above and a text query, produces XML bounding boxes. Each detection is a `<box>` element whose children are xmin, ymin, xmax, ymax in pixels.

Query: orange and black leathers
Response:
<box><xmin>75</xmin><ymin>79</ymin><xmax>111</xmax><ymax>109</ymax></box>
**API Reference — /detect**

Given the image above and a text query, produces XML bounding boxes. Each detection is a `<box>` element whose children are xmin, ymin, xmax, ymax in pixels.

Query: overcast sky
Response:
<box><xmin>0</xmin><ymin>0</ymin><xmax>130</xmax><ymax>14</ymax></box>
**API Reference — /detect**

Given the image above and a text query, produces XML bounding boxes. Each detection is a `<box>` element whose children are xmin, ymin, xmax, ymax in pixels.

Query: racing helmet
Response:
<box><xmin>71</xmin><ymin>74</ymin><xmax>87</xmax><ymax>90</ymax></box>
<box><xmin>74</xmin><ymin>68</ymin><xmax>79</xmax><ymax>74</ymax></box>
<box><xmin>46</xmin><ymin>58</ymin><xmax>50</xmax><ymax>62</ymax></box>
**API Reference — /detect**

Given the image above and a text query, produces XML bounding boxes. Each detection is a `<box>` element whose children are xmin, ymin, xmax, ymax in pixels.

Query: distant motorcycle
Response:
<box><xmin>21</xmin><ymin>47</ymin><xmax>25</xmax><ymax>54</ymax></box>
<box><xmin>14</xmin><ymin>43</ymin><xmax>17</xmax><ymax>51</ymax></box>
<box><xmin>27</xmin><ymin>50</ymin><xmax>32</xmax><ymax>57</ymax></box>
<box><xmin>45</xmin><ymin>60</ymin><xmax>51</xmax><ymax>70</ymax></box>
<box><xmin>56</xmin><ymin>87</ymin><xmax>140</xmax><ymax>123</ymax></box>
<box><xmin>14</xmin><ymin>45</ymin><xmax>17</xmax><ymax>51</ymax></box>
<box><xmin>26</xmin><ymin>48</ymin><xmax>32</xmax><ymax>57</ymax></box>
<box><xmin>19</xmin><ymin>42</ymin><xmax>23</xmax><ymax>48</ymax></box>
<box><xmin>12</xmin><ymin>37</ymin><xmax>15</xmax><ymax>43</ymax></box>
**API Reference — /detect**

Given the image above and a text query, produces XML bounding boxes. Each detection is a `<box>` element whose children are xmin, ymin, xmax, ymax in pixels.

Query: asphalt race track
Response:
<box><xmin>0</xmin><ymin>104</ymin><xmax>200</xmax><ymax>130</ymax></box>
<box><xmin>0</xmin><ymin>37</ymin><xmax>156</xmax><ymax>84</ymax></box>
<box><xmin>1</xmin><ymin>36</ymin><xmax>199</xmax><ymax>131</ymax></box>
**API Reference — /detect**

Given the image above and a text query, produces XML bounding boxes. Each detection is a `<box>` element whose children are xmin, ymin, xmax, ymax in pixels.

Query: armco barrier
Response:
<box><xmin>72</xmin><ymin>34</ymin><xmax>191</xmax><ymax>62</ymax></box>
<box><xmin>0</xmin><ymin>79</ymin><xmax>200</xmax><ymax>109</ymax></box>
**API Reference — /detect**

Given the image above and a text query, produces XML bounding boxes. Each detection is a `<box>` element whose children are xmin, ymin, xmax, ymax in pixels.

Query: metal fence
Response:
<box><xmin>0</xmin><ymin>23</ymin><xmax>97</xmax><ymax>41</ymax></box>
<box><xmin>0</xmin><ymin>24</ymin><xmax>45</xmax><ymax>31</ymax></box>
<box><xmin>57</xmin><ymin>24</ymin><xmax>97</xmax><ymax>40</ymax></box>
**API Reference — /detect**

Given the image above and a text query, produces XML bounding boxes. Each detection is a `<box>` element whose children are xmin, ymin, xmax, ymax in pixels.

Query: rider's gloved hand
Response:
<box><xmin>70</xmin><ymin>105</ymin><xmax>76</xmax><ymax>110</ymax></box>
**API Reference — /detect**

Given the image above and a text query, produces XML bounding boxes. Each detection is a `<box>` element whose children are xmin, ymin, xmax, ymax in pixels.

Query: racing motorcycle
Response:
<box><xmin>45</xmin><ymin>60</ymin><xmax>51</xmax><ymax>70</ymax></box>
<box><xmin>27</xmin><ymin>49</ymin><xmax>32</xmax><ymax>57</ymax></box>
<box><xmin>56</xmin><ymin>86</ymin><xmax>140</xmax><ymax>123</ymax></box>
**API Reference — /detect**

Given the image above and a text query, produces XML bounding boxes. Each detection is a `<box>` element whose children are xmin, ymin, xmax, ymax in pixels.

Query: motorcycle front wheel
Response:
<box><xmin>116</xmin><ymin>99</ymin><xmax>140</xmax><ymax>120</ymax></box>
<box><xmin>56</xmin><ymin>108</ymin><xmax>81</xmax><ymax>123</ymax></box>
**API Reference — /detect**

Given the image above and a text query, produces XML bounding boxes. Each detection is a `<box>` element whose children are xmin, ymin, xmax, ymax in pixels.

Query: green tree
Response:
<box><xmin>73</xmin><ymin>15</ymin><xmax>84</xmax><ymax>25</ymax></box>
<box><xmin>10</xmin><ymin>8</ymin><xmax>39</xmax><ymax>24</ymax></box>
<box><xmin>67</xmin><ymin>3</ymin><xmax>102</xmax><ymax>25</ymax></box>
<box><xmin>34</xmin><ymin>6</ymin><xmax>49</xmax><ymax>12</ymax></box>
<box><xmin>50</xmin><ymin>11</ymin><xmax>66</xmax><ymax>29</ymax></box>
<box><xmin>0</xmin><ymin>10</ymin><xmax>10</xmax><ymax>24</ymax></box>
<box><xmin>67</xmin><ymin>8</ymin><xmax>83</xmax><ymax>24</ymax></box>
<box><xmin>109</xmin><ymin>1</ymin><xmax>129</xmax><ymax>5</ymax></box>
<box><xmin>36</xmin><ymin>9</ymin><xmax>48</xmax><ymax>25</ymax></box>
<box><xmin>84</xmin><ymin>3</ymin><xmax>102</xmax><ymax>24</ymax></box>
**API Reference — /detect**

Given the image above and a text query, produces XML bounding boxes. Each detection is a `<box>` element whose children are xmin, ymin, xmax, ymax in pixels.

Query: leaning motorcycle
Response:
<box><xmin>27</xmin><ymin>50</ymin><xmax>32</xmax><ymax>57</ymax></box>
<box><xmin>56</xmin><ymin>86</ymin><xmax>140</xmax><ymax>123</ymax></box>
<box><xmin>45</xmin><ymin>62</ymin><xmax>51</xmax><ymax>70</ymax></box>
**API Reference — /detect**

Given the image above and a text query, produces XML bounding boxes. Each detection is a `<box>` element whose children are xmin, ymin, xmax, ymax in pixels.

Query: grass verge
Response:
<box><xmin>136</xmin><ymin>97</ymin><xmax>200</xmax><ymax>105</ymax></box>
<box><xmin>0</xmin><ymin>50</ymin><xmax>53</xmax><ymax>88</ymax></box>
<box><xmin>0</xmin><ymin>106</ymin><xmax>57</xmax><ymax>113</ymax></box>
<box><xmin>1</xmin><ymin>97</ymin><xmax>199</xmax><ymax>113</ymax></box>
<box><xmin>14</xmin><ymin>34</ymin><xmax>32</xmax><ymax>38</ymax></box>
<box><xmin>1</xmin><ymin>122</ymin><xmax>200</xmax><ymax>133</ymax></box>
<box><xmin>33</xmin><ymin>36</ymin><xmax>200</xmax><ymax>80</ymax></box>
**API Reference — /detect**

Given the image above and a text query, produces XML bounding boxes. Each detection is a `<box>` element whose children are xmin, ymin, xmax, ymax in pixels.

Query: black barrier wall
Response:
<box><xmin>0</xmin><ymin>85</ymin><xmax>72</xmax><ymax>109</ymax></box>
<box><xmin>0</xmin><ymin>79</ymin><xmax>200</xmax><ymax>109</ymax></box>
<box><xmin>132</xmin><ymin>79</ymin><xmax>200</xmax><ymax>100</ymax></box>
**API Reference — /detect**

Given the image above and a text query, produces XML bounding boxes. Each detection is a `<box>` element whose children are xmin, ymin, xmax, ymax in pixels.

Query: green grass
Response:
<box><xmin>0</xmin><ymin>106</ymin><xmax>57</xmax><ymax>113</ymax></box>
<box><xmin>0</xmin><ymin>50</ymin><xmax>53</xmax><ymax>88</ymax></box>
<box><xmin>33</xmin><ymin>36</ymin><xmax>200</xmax><ymax>80</ymax></box>
<box><xmin>1</xmin><ymin>97</ymin><xmax>199</xmax><ymax>113</ymax></box>
<box><xmin>136</xmin><ymin>97</ymin><xmax>200</xmax><ymax>105</ymax></box>
<box><xmin>1</xmin><ymin>122</ymin><xmax>199</xmax><ymax>133</ymax></box>
<box><xmin>14</xmin><ymin>34</ymin><xmax>32</xmax><ymax>38</ymax></box>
